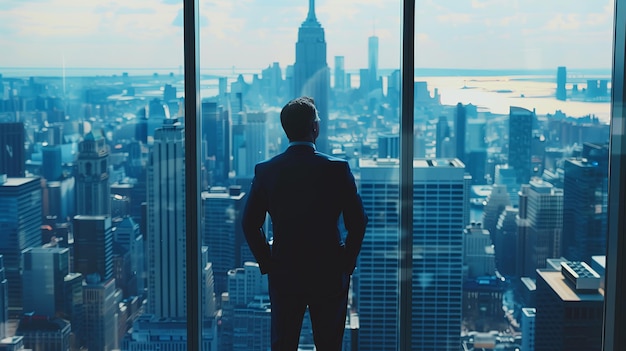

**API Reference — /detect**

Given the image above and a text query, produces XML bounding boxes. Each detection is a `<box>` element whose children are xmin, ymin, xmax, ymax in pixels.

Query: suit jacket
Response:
<box><xmin>242</xmin><ymin>144</ymin><xmax>368</xmax><ymax>295</ymax></box>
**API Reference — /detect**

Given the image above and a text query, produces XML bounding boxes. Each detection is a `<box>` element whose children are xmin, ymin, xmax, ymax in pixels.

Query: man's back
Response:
<box><xmin>243</xmin><ymin>144</ymin><xmax>366</xmax><ymax>294</ymax></box>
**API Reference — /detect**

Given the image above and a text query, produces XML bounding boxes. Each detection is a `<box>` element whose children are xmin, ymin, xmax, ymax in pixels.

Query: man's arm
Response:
<box><xmin>242</xmin><ymin>166</ymin><xmax>272</xmax><ymax>274</ymax></box>
<box><xmin>341</xmin><ymin>162</ymin><xmax>368</xmax><ymax>274</ymax></box>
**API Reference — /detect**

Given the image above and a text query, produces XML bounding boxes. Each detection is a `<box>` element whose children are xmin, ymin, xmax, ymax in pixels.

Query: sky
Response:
<box><xmin>0</xmin><ymin>0</ymin><xmax>616</xmax><ymax>72</ymax></box>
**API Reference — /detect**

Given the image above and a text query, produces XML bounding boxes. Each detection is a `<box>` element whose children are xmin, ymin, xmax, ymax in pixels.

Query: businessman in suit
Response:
<box><xmin>242</xmin><ymin>96</ymin><xmax>368</xmax><ymax>351</ymax></box>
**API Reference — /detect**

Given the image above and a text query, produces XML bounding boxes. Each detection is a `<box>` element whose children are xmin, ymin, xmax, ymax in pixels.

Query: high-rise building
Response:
<box><xmin>293</xmin><ymin>0</ymin><xmax>330</xmax><ymax>154</ymax></box>
<box><xmin>463</xmin><ymin>223</ymin><xmax>495</xmax><ymax>279</ymax></box>
<box><xmin>535</xmin><ymin>261</ymin><xmax>603</xmax><ymax>351</ymax></box>
<box><xmin>358</xmin><ymin>158</ymin><xmax>467</xmax><ymax>351</ymax></box>
<box><xmin>455</xmin><ymin>103</ymin><xmax>467</xmax><ymax>163</ymax></box>
<box><xmin>377</xmin><ymin>133</ymin><xmax>399</xmax><ymax>159</ymax></box>
<box><xmin>368</xmin><ymin>35</ymin><xmax>379</xmax><ymax>92</ymax></box>
<box><xmin>112</xmin><ymin>217</ymin><xmax>144</xmax><ymax>297</ymax></box>
<box><xmin>493</xmin><ymin>206</ymin><xmax>518</xmax><ymax>276</ymax></box>
<box><xmin>63</xmin><ymin>272</ymin><xmax>83</xmax><ymax>343</ymax></box>
<box><xmin>556</xmin><ymin>66</ymin><xmax>567</xmax><ymax>101</ymax></box>
<box><xmin>82</xmin><ymin>275</ymin><xmax>120</xmax><ymax>351</ymax></box>
<box><xmin>508</xmin><ymin>106</ymin><xmax>534</xmax><ymax>185</ymax></box>
<box><xmin>201</xmin><ymin>186</ymin><xmax>245</xmax><ymax>295</ymax></box>
<box><xmin>15</xmin><ymin>314</ymin><xmax>71</xmax><ymax>351</ymax></box>
<box><xmin>146</xmin><ymin>118</ymin><xmax>186</xmax><ymax>318</ymax></box>
<box><xmin>73</xmin><ymin>215</ymin><xmax>113</xmax><ymax>282</ymax></box>
<box><xmin>516</xmin><ymin>180</ymin><xmax>563</xmax><ymax>278</ymax></box>
<box><xmin>21</xmin><ymin>247</ymin><xmax>69</xmax><ymax>317</ymax></box>
<box><xmin>76</xmin><ymin>130</ymin><xmax>111</xmax><ymax>216</ymax></box>
<box><xmin>232</xmin><ymin>111</ymin><xmax>268</xmax><ymax>179</ymax></box>
<box><xmin>224</xmin><ymin>262</ymin><xmax>270</xmax><ymax>351</ymax></box>
<box><xmin>494</xmin><ymin>164</ymin><xmax>519</xmax><ymax>205</ymax></box>
<box><xmin>521</xmin><ymin>307</ymin><xmax>536</xmax><ymax>351</ymax></box>
<box><xmin>42</xmin><ymin>145</ymin><xmax>63</xmax><ymax>181</ymax></box>
<box><xmin>481</xmin><ymin>184</ymin><xmax>511</xmax><ymax>238</ymax></box>
<box><xmin>562</xmin><ymin>143</ymin><xmax>608</xmax><ymax>263</ymax></box>
<box><xmin>334</xmin><ymin>56</ymin><xmax>346</xmax><ymax>91</ymax></box>
<box><xmin>436</xmin><ymin>116</ymin><xmax>451</xmax><ymax>158</ymax></box>
<box><xmin>0</xmin><ymin>176</ymin><xmax>41</xmax><ymax>315</ymax></box>
<box><xmin>0</xmin><ymin>122</ymin><xmax>25</xmax><ymax>178</ymax></box>
<box><xmin>201</xmin><ymin>102</ymin><xmax>231</xmax><ymax>186</ymax></box>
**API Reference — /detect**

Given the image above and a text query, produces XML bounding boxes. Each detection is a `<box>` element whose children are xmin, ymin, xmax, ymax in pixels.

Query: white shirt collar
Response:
<box><xmin>288</xmin><ymin>141</ymin><xmax>316</xmax><ymax>150</ymax></box>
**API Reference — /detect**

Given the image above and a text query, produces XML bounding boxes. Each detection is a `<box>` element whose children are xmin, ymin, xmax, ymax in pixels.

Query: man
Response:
<box><xmin>242</xmin><ymin>96</ymin><xmax>368</xmax><ymax>351</ymax></box>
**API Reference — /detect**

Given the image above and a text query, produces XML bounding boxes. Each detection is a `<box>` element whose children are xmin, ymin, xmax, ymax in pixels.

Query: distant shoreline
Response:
<box><xmin>0</xmin><ymin>67</ymin><xmax>612</xmax><ymax>79</ymax></box>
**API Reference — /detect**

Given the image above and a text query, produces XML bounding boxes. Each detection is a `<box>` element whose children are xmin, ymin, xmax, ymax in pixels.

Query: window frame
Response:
<box><xmin>604</xmin><ymin>1</ymin><xmax>626</xmax><ymax>350</ymax></box>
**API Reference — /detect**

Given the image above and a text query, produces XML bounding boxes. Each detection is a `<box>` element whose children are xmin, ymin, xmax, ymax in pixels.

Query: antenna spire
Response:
<box><xmin>306</xmin><ymin>0</ymin><xmax>317</xmax><ymax>22</ymax></box>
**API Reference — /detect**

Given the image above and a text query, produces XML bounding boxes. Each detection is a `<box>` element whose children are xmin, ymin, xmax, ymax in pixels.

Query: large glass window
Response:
<box><xmin>199</xmin><ymin>1</ymin><xmax>401</xmax><ymax>350</ymax></box>
<box><xmin>411</xmin><ymin>1</ymin><xmax>616</xmax><ymax>351</ymax></box>
<box><xmin>0</xmin><ymin>1</ymin><xmax>191</xmax><ymax>350</ymax></box>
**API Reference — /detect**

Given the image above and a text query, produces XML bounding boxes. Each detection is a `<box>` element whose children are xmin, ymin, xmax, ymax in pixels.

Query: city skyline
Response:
<box><xmin>0</xmin><ymin>0</ymin><xmax>615</xmax><ymax>71</ymax></box>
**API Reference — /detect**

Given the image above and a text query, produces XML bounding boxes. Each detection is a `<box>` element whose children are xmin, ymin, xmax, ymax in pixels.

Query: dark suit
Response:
<box><xmin>242</xmin><ymin>143</ymin><xmax>367</xmax><ymax>351</ymax></box>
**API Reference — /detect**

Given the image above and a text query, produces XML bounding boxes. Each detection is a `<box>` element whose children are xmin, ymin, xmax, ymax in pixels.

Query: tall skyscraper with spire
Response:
<box><xmin>293</xmin><ymin>0</ymin><xmax>330</xmax><ymax>154</ymax></box>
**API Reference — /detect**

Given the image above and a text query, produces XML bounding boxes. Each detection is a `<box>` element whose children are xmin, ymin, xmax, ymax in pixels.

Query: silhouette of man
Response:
<box><xmin>242</xmin><ymin>96</ymin><xmax>368</xmax><ymax>351</ymax></box>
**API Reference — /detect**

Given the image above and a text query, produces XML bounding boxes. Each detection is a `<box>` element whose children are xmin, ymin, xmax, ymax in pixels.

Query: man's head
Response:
<box><xmin>280</xmin><ymin>96</ymin><xmax>320</xmax><ymax>142</ymax></box>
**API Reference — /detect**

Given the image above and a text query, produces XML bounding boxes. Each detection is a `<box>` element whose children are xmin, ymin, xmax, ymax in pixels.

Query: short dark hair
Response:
<box><xmin>280</xmin><ymin>96</ymin><xmax>319</xmax><ymax>141</ymax></box>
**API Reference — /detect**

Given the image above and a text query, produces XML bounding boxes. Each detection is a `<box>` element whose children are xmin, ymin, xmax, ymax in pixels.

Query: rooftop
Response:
<box><xmin>537</xmin><ymin>269</ymin><xmax>604</xmax><ymax>302</ymax></box>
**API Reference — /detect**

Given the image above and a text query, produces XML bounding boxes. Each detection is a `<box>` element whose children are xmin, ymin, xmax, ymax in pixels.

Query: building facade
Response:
<box><xmin>0</xmin><ymin>176</ymin><xmax>42</xmax><ymax>315</ymax></box>
<box><xmin>358</xmin><ymin>158</ymin><xmax>467</xmax><ymax>351</ymax></box>
<box><xmin>146</xmin><ymin>118</ymin><xmax>186</xmax><ymax>318</ymax></box>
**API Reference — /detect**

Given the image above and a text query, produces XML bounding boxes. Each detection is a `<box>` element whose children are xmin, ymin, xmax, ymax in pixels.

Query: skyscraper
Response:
<box><xmin>358</xmin><ymin>158</ymin><xmax>467</xmax><ymax>351</ymax></box>
<box><xmin>0</xmin><ymin>122</ymin><xmax>25</xmax><ymax>178</ymax></box>
<box><xmin>0</xmin><ymin>176</ymin><xmax>41</xmax><ymax>315</ymax></box>
<box><xmin>516</xmin><ymin>180</ymin><xmax>563</xmax><ymax>278</ymax></box>
<box><xmin>368</xmin><ymin>35</ymin><xmax>379</xmax><ymax>92</ymax></box>
<box><xmin>508</xmin><ymin>106</ymin><xmax>534</xmax><ymax>185</ymax></box>
<box><xmin>82</xmin><ymin>275</ymin><xmax>119</xmax><ymax>351</ymax></box>
<box><xmin>73</xmin><ymin>215</ymin><xmax>113</xmax><ymax>282</ymax></box>
<box><xmin>201</xmin><ymin>186</ymin><xmax>245</xmax><ymax>295</ymax></box>
<box><xmin>22</xmin><ymin>247</ymin><xmax>70</xmax><ymax>317</ymax></box>
<box><xmin>146</xmin><ymin>117</ymin><xmax>186</xmax><ymax>318</ymax></box>
<box><xmin>76</xmin><ymin>130</ymin><xmax>111</xmax><ymax>216</ymax></box>
<box><xmin>455</xmin><ymin>103</ymin><xmax>467</xmax><ymax>163</ymax></box>
<box><xmin>202</xmin><ymin>101</ymin><xmax>231</xmax><ymax>186</ymax></box>
<box><xmin>293</xmin><ymin>0</ymin><xmax>330</xmax><ymax>154</ymax></box>
<box><xmin>535</xmin><ymin>262</ymin><xmax>603</xmax><ymax>351</ymax></box>
<box><xmin>556</xmin><ymin>66</ymin><xmax>567</xmax><ymax>101</ymax></box>
<box><xmin>562</xmin><ymin>146</ymin><xmax>608</xmax><ymax>263</ymax></box>
<box><xmin>436</xmin><ymin>116</ymin><xmax>451</xmax><ymax>158</ymax></box>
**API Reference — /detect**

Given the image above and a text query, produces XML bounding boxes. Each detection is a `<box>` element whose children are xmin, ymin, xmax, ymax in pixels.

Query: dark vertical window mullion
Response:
<box><xmin>605</xmin><ymin>0</ymin><xmax>626</xmax><ymax>350</ymax></box>
<box><xmin>399</xmin><ymin>0</ymin><xmax>415</xmax><ymax>350</ymax></box>
<box><xmin>184</xmin><ymin>0</ymin><xmax>202</xmax><ymax>348</ymax></box>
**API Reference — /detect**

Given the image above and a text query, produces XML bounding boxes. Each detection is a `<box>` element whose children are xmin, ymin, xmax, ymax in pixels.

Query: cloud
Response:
<box><xmin>544</xmin><ymin>14</ymin><xmax>582</xmax><ymax>31</ymax></box>
<box><xmin>436</xmin><ymin>13</ymin><xmax>473</xmax><ymax>25</ymax></box>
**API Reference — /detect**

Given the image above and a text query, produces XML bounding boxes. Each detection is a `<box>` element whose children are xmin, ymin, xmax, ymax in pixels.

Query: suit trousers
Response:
<box><xmin>269</xmin><ymin>275</ymin><xmax>349</xmax><ymax>351</ymax></box>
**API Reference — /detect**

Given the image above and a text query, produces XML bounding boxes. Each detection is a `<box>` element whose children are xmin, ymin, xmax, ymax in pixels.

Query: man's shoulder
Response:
<box><xmin>314</xmin><ymin>151</ymin><xmax>349</xmax><ymax>165</ymax></box>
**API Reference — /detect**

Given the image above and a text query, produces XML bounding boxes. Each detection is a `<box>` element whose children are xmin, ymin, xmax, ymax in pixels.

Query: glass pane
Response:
<box><xmin>415</xmin><ymin>1</ymin><xmax>613</xmax><ymax>350</ymax></box>
<box><xmin>0</xmin><ymin>1</ymin><xmax>191</xmax><ymax>349</ymax></box>
<box><xmin>200</xmin><ymin>1</ymin><xmax>401</xmax><ymax>350</ymax></box>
